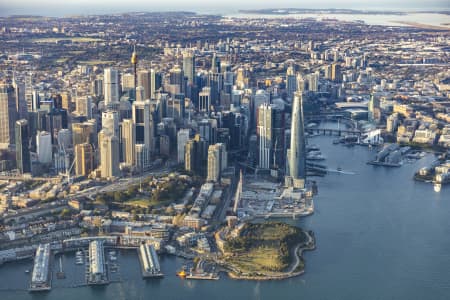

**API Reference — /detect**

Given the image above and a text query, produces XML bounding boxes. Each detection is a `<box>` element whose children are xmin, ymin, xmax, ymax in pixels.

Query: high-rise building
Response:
<box><xmin>368</xmin><ymin>93</ymin><xmax>380</xmax><ymax>124</ymax></box>
<box><xmin>286</xmin><ymin>66</ymin><xmax>297</xmax><ymax>99</ymax></box>
<box><xmin>121</xmin><ymin>73</ymin><xmax>135</xmax><ymax>92</ymax></box>
<box><xmin>100</xmin><ymin>134</ymin><xmax>120</xmax><ymax>179</ymax></box>
<box><xmin>199</xmin><ymin>87</ymin><xmax>211</xmax><ymax>112</ymax></box>
<box><xmin>104</xmin><ymin>68</ymin><xmax>120</xmax><ymax>105</ymax></box>
<box><xmin>121</xmin><ymin>119</ymin><xmax>135</xmax><ymax>166</ymax></box>
<box><xmin>257</xmin><ymin>103</ymin><xmax>272</xmax><ymax>169</ymax></box>
<box><xmin>150</xmin><ymin>69</ymin><xmax>162</xmax><ymax>99</ymax></box>
<box><xmin>331</xmin><ymin>63</ymin><xmax>342</xmax><ymax>83</ymax></box>
<box><xmin>138</xmin><ymin>70</ymin><xmax>151</xmax><ymax>100</ymax></box>
<box><xmin>256</xmin><ymin>103</ymin><xmax>285</xmax><ymax>170</ymax></box>
<box><xmin>177</xmin><ymin>129</ymin><xmax>190</xmax><ymax>163</ymax></box>
<box><xmin>183</xmin><ymin>50</ymin><xmax>195</xmax><ymax>86</ymax></box>
<box><xmin>132</xmin><ymin>100</ymin><xmax>153</xmax><ymax>153</ymax></box>
<box><xmin>288</xmin><ymin>92</ymin><xmax>307</xmax><ymax>187</ymax></box>
<box><xmin>102</xmin><ymin>110</ymin><xmax>119</xmax><ymax>137</ymax></box>
<box><xmin>207</xmin><ymin>143</ymin><xmax>227</xmax><ymax>182</ymax></box>
<box><xmin>75</xmin><ymin>143</ymin><xmax>94</xmax><ymax>176</ymax></box>
<box><xmin>72</xmin><ymin>120</ymin><xmax>97</xmax><ymax>146</ymax></box>
<box><xmin>15</xmin><ymin>119</ymin><xmax>31</xmax><ymax>174</ymax></box>
<box><xmin>76</xmin><ymin>96</ymin><xmax>92</xmax><ymax>119</ymax></box>
<box><xmin>36</xmin><ymin>131</ymin><xmax>52</xmax><ymax>164</ymax></box>
<box><xmin>0</xmin><ymin>84</ymin><xmax>18</xmax><ymax>149</ymax></box>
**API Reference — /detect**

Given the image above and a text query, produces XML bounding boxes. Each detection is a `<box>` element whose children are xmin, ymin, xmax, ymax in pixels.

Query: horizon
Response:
<box><xmin>0</xmin><ymin>1</ymin><xmax>449</xmax><ymax>18</ymax></box>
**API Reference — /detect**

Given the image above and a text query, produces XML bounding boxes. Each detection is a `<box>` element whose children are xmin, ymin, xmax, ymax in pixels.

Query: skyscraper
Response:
<box><xmin>100</xmin><ymin>134</ymin><xmax>120</xmax><ymax>179</ymax></box>
<box><xmin>288</xmin><ymin>92</ymin><xmax>307</xmax><ymax>187</ymax></box>
<box><xmin>286</xmin><ymin>66</ymin><xmax>297</xmax><ymax>99</ymax></box>
<box><xmin>132</xmin><ymin>100</ymin><xmax>153</xmax><ymax>153</ymax></box>
<box><xmin>137</xmin><ymin>70</ymin><xmax>151</xmax><ymax>100</ymax></box>
<box><xmin>331</xmin><ymin>63</ymin><xmax>342</xmax><ymax>83</ymax></box>
<box><xmin>257</xmin><ymin>103</ymin><xmax>273</xmax><ymax>169</ymax></box>
<box><xmin>121</xmin><ymin>119</ymin><xmax>135</xmax><ymax>166</ymax></box>
<box><xmin>104</xmin><ymin>68</ymin><xmax>120</xmax><ymax>105</ymax></box>
<box><xmin>16</xmin><ymin>119</ymin><xmax>31</xmax><ymax>174</ymax></box>
<box><xmin>177</xmin><ymin>128</ymin><xmax>190</xmax><ymax>163</ymax></box>
<box><xmin>75</xmin><ymin>143</ymin><xmax>94</xmax><ymax>176</ymax></box>
<box><xmin>36</xmin><ymin>131</ymin><xmax>52</xmax><ymax>164</ymax></box>
<box><xmin>102</xmin><ymin>110</ymin><xmax>119</xmax><ymax>138</ymax></box>
<box><xmin>183</xmin><ymin>50</ymin><xmax>195</xmax><ymax>86</ymax></box>
<box><xmin>207</xmin><ymin>143</ymin><xmax>227</xmax><ymax>182</ymax></box>
<box><xmin>0</xmin><ymin>84</ymin><xmax>18</xmax><ymax>149</ymax></box>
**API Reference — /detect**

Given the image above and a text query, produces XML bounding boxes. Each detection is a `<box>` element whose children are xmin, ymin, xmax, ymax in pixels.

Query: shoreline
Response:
<box><xmin>224</xmin><ymin>231</ymin><xmax>316</xmax><ymax>281</ymax></box>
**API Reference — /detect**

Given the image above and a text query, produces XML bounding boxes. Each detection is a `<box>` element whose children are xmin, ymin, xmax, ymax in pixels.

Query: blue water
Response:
<box><xmin>1</xmin><ymin>135</ymin><xmax>449</xmax><ymax>300</ymax></box>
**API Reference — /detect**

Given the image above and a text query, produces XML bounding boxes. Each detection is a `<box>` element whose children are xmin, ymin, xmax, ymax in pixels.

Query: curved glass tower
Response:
<box><xmin>289</xmin><ymin>92</ymin><xmax>306</xmax><ymax>180</ymax></box>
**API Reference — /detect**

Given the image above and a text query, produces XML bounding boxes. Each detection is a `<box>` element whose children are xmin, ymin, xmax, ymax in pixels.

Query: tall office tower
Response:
<box><xmin>368</xmin><ymin>93</ymin><xmax>380</xmax><ymax>124</ymax></box>
<box><xmin>57</xmin><ymin>128</ymin><xmax>72</xmax><ymax>150</ymax></box>
<box><xmin>183</xmin><ymin>50</ymin><xmax>195</xmax><ymax>86</ymax></box>
<box><xmin>0</xmin><ymin>84</ymin><xmax>18</xmax><ymax>148</ymax></box>
<box><xmin>211</xmin><ymin>52</ymin><xmax>220</xmax><ymax>73</ymax></box>
<box><xmin>138</xmin><ymin>70</ymin><xmax>151</xmax><ymax>100</ymax></box>
<box><xmin>235</xmin><ymin>67</ymin><xmax>248</xmax><ymax>90</ymax></box>
<box><xmin>207</xmin><ymin>143</ymin><xmax>227</xmax><ymax>182</ymax></box>
<box><xmin>168</xmin><ymin>65</ymin><xmax>184</xmax><ymax>95</ymax></box>
<box><xmin>92</xmin><ymin>78</ymin><xmax>104</xmax><ymax>97</ymax></box>
<box><xmin>308</xmin><ymin>72</ymin><xmax>319</xmax><ymax>92</ymax></box>
<box><xmin>199</xmin><ymin>87</ymin><xmax>211</xmax><ymax>112</ymax></box>
<box><xmin>207</xmin><ymin>72</ymin><xmax>223</xmax><ymax>106</ymax></box>
<box><xmin>256</xmin><ymin>103</ymin><xmax>285</xmax><ymax>170</ymax></box>
<box><xmin>253</xmin><ymin>90</ymin><xmax>270</xmax><ymax>121</ymax></box>
<box><xmin>331</xmin><ymin>63</ymin><xmax>342</xmax><ymax>83</ymax></box>
<box><xmin>135</xmin><ymin>144</ymin><xmax>150</xmax><ymax>171</ymax></box>
<box><xmin>121</xmin><ymin>119</ymin><xmax>135</xmax><ymax>165</ymax></box>
<box><xmin>386</xmin><ymin>113</ymin><xmax>399</xmax><ymax>133</ymax></box>
<box><xmin>132</xmin><ymin>100</ymin><xmax>154</xmax><ymax>154</ymax></box>
<box><xmin>150</xmin><ymin>69</ymin><xmax>162</xmax><ymax>98</ymax></box>
<box><xmin>286</xmin><ymin>66</ymin><xmax>297</xmax><ymax>99</ymax></box>
<box><xmin>15</xmin><ymin>119</ymin><xmax>31</xmax><ymax>174</ymax></box>
<box><xmin>199</xmin><ymin>119</ymin><xmax>217</xmax><ymax>145</ymax></box>
<box><xmin>288</xmin><ymin>92</ymin><xmax>307</xmax><ymax>187</ymax></box>
<box><xmin>167</xmin><ymin>95</ymin><xmax>185</xmax><ymax>123</ymax></box>
<box><xmin>297</xmin><ymin>74</ymin><xmax>305</xmax><ymax>92</ymax></box>
<box><xmin>104</xmin><ymin>68</ymin><xmax>120</xmax><ymax>105</ymax></box>
<box><xmin>184</xmin><ymin>139</ymin><xmax>198</xmax><ymax>173</ymax></box>
<box><xmin>36</xmin><ymin>131</ymin><xmax>52</xmax><ymax>164</ymax></box>
<box><xmin>61</xmin><ymin>92</ymin><xmax>72</xmax><ymax>112</ymax></box>
<box><xmin>257</xmin><ymin>103</ymin><xmax>272</xmax><ymax>169</ymax></box>
<box><xmin>122</xmin><ymin>73</ymin><xmax>135</xmax><ymax>92</ymax></box>
<box><xmin>135</xmin><ymin>86</ymin><xmax>145</xmax><ymax>102</ymax></box>
<box><xmin>177</xmin><ymin>128</ymin><xmax>190</xmax><ymax>163</ymax></box>
<box><xmin>76</xmin><ymin>96</ymin><xmax>92</xmax><ymax>119</ymax></box>
<box><xmin>72</xmin><ymin>121</ymin><xmax>97</xmax><ymax>146</ymax></box>
<box><xmin>102</xmin><ymin>110</ymin><xmax>119</xmax><ymax>137</ymax></box>
<box><xmin>100</xmin><ymin>134</ymin><xmax>120</xmax><ymax>178</ymax></box>
<box><xmin>74</xmin><ymin>143</ymin><xmax>94</xmax><ymax>176</ymax></box>
<box><xmin>12</xmin><ymin>80</ymin><xmax>28</xmax><ymax>119</ymax></box>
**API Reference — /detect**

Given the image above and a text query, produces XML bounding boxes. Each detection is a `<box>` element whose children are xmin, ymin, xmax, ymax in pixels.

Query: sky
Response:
<box><xmin>0</xmin><ymin>0</ymin><xmax>448</xmax><ymax>17</ymax></box>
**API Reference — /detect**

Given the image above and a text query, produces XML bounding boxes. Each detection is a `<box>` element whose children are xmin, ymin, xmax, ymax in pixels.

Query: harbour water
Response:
<box><xmin>1</xmin><ymin>134</ymin><xmax>449</xmax><ymax>300</ymax></box>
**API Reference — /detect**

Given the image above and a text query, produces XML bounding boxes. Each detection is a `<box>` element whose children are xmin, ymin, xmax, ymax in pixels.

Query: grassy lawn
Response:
<box><xmin>123</xmin><ymin>198</ymin><xmax>173</xmax><ymax>208</ymax></box>
<box><xmin>228</xmin><ymin>246</ymin><xmax>284</xmax><ymax>272</ymax></box>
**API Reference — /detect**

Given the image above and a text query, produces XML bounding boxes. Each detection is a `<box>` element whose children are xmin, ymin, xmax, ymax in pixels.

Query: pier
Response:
<box><xmin>138</xmin><ymin>244</ymin><xmax>163</xmax><ymax>278</ymax></box>
<box><xmin>29</xmin><ymin>243</ymin><xmax>51</xmax><ymax>292</ymax></box>
<box><xmin>86</xmin><ymin>240</ymin><xmax>108</xmax><ymax>285</ymax></box>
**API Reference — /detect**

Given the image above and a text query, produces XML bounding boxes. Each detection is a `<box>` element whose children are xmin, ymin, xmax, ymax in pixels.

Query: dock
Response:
<box><xmin>138</xmin><ymin>244</ymin><xmax>163</xmax><ymax>278</ymax></box>
<box><xmin>86</xmin><ymin>240</ymin><xmax>108</xmax><ymax>285</ymax></box>
<box><xmin>29</xmin><ymin>243</ymin><xmax>51</xmax><ymax>292</ymax></box>
<box><xmin>186</xmin><ymin>272</ymin><xmax>220</xmax><ymax>280</ymax></box>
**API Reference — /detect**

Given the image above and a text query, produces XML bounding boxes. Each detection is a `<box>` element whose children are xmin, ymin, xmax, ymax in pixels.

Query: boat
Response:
<box><xmin>177</xmin><ymin>266</ymin><xmax>187</xmax><ymax>278</ymax></box>
<box><xmin>25</xmin><ymin>269</ymin><xmax>30</xmax><ymax>274</ymax></box>
<box><xmin>337</xmin><ymin>167</ymin><xmax>343</xmax><ymax>171</ymax></box>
